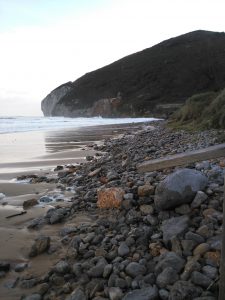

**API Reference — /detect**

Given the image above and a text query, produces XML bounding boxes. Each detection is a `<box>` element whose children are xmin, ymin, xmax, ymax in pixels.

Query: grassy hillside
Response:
<box><xmin>169</xmin><ymin>88</ymin><xmax>225</xmax><ymax>130</ymax></box>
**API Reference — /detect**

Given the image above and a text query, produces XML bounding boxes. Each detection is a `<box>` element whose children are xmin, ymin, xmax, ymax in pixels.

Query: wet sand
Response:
<box><xmin>0</xmin><ymin>121</ymin><xmax>153</xmax><ymax>299</ymax></box>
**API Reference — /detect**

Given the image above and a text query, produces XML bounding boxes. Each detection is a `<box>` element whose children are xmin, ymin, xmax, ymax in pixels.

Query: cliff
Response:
<box><xmin>41</xmin><ymin>30</ymin><xmax>225</xmax><ymax>117</ymax></box>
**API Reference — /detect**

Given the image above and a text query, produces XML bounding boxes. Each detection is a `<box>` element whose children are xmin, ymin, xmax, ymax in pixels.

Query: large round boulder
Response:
<box><xmin>154</xmin><ymin>168</ymin><xmax>208</xmax><ymax>210</ymax></box>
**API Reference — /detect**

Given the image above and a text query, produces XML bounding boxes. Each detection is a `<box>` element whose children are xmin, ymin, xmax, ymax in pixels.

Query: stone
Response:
<box><xmin>97</xmin><ymin>188</ymin><xmax>124</xmax><ymax>209</ymax></box>
<box><xmin>88</xmin><ymin>167</ymin><xmax>102</xmax><ymax>177</ymax></box>
<box><xmin>175</xmin><ymin>204</ymin><xmax>191</xmax><ymax>215</ymax></box>
<box><xmin>23</xmin><ymin>295</ymin><xmax>42</xmax><ymax>300</ymax></box>
<box><xmin>156</xmin><ymin>267</ymin><xmax>179</xmax><ymax>288</ymax></box>
<box><xmin>66</xmin><ymin>287</ymin><xmax>87</xmax><ymax>300</ymax></box>
<box><xmin>140</xmin><ymin>205</ymin><xmax>154</xmax><ymax>215</ymax></box>
<box><xmin>159</xmin><ymin>289</ymin><xmax>169</xmax><ymax>300</ymax></box>
<box><xmin>138</xmin><ymin>185</ymin><xmax>155</xmax><ymax>197</ymax></box>
<box><xmin>0</xmin><ymin>262</ymin><xmax>10</xmax><ymax>272</ymax></box>
<box><xmin>185</xmin><ymin>231</ymin><xmax>205</xmax><ymax>244</ymax></box>
<box><xmin>154</xmin><ymin>168</ymin><xmax>208</xmax><ymax>210</ymax></box>
<box><xmin>122</xmin><ymin>286</ymin><xmax>158</xmax><ymax>300</ymax></box>
<box><xmin>39</xmin><ymin>196</ymin><xmax>53</xmax><ymax>203</ymax></box>
<box><xmin>191</xmin><ymin>191</ymin><xmax>208</xmax><ymax>208</ymax></box>
<box><xmin>14</xmin><ymin>262</ymin><xmax>28</xmax><ymax>272</ymax></box>
<box><xmin>54</xmin><ymin>260</ymin><xmax>70</xmax><ymax>274</ymax></box>
<box><xmin>118</xmin><ymin>242</ymin><xmax>130</xmax><ymax>257</ymax></box>
<box><xmin>191</xmin><ymin>271</ymin><xmax>212</xmax><ymax>288</ymax></box>
<box><xmin>108</xmin><ymin>287</ymin><xmax>123</xmax><ymax>300</ymax></box>
<box><xmin>125</xmin><ymin>262</ymin><xmax>146</xmax><ymax>278</ymax></box>
<box><xmin>103</xmin><ymin>264</ymin><xmax>113</xmax><ymax>278</ymax></box>
<box><xmin>155</xmin><ymin>252</ymin><xmax>185</xmax><ymax>275</ymax></box>
<box><xmin>193</xmin><ymin>243</ymin><xmax>210</xmax><ymax>256</ymax></box>
<box><xmin>180</xmin><ymin>256</ymin><xmax>201</xmax><ymax>280</ymax></box>
<box><xmin>202</xmin><ymin>265</ymin><xmax>218</xmax><ymax>280</ymax></box>
<box><xmin>88</xmin><ymin>258</ymin><xmax>107</xmax><ymax>278</ymax></box>
<box><xmin>23</xmin><ymin>198</ymin><xmax>38</xmax><ymax>209</ymax></box>
<box><xmin>49</xmin><ymin>210</ymin><xmax>65</xmax><ymax>224</ymax></box>
<box><xmin>161</xmin><ymin>215</ymin><xmax>189</xmax><ymax>243</ymax></box>
<box><xmin>0</xmin><ymin>193</ymin><xmax>5</xmax><ymax>199</ymax></box>
<box><xmin>169</xmin><ymin>280</ymin><xmax>202</xmax><ymax>299</ymax></box>
<box><xmin>29</xmin><ymin>236</ymin><xmax>50</xmax><ymax>257</ymax></box>
<box><xmin>204</xmin><ymin>251</ymin><xmax>220</xmax><ymax>267</ymax></box>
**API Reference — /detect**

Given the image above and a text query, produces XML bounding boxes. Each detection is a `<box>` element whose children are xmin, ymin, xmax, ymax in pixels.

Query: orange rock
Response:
<box><xmin>97</xmin><ymin>187</ymin><xmax>124</xmax><ymax>209</ymax></box>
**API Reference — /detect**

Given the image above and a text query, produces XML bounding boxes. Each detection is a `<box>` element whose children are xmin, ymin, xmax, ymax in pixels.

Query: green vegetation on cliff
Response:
<box><xmin>169</xmin><ymin>88</ymin><xmax>225</xmax><ymax>129</ymax></box>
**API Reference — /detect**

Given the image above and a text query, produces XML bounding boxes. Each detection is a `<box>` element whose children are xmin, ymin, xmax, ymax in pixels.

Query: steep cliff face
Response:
<box><xmin>41</xmin><ymin>30</ymin><xmax>225</xmax><ymax>117</ymax></box>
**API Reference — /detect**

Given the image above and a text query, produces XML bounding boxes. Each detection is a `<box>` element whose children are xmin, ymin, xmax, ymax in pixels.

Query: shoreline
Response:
<box><xmin>0</xmin><ymin>120</ymin><xmax>224</xmax><ymax>299</ymax></box>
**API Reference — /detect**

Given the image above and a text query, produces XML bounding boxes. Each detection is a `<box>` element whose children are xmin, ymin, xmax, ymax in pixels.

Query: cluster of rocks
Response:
<box><xmin>3</xmin><ymin>121</ymin><xmax>225</xmax><ymax>300</ymax></box>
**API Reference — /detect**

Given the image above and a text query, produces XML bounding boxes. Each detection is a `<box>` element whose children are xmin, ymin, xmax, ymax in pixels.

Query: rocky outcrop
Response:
<box><xmin>41</xmin><ymin>82</ymin><xmax>74</xmax><ymax>116</ymax></box>
<box><xmin>41</xmin><ymin>30</ymin><xmax>225</xmax><ymax>117</ymax></box>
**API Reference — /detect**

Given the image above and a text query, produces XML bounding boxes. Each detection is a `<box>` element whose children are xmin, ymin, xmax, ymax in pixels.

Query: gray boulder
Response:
<box><xmin>122</xmin><ymin>286</ymin><xmax>158</xmax><ymax>300</ymax></box>
<box><xmin>155</xmin><ymin>168</ymin><xmax>208</xmax><ymax>210</ymax></box>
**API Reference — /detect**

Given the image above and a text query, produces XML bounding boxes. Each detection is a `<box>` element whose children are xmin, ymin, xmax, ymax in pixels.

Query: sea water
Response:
<box><xmin>0</xmin><ymin>116</ymin><xmax>157</xmax><ymax>134</ymax></box>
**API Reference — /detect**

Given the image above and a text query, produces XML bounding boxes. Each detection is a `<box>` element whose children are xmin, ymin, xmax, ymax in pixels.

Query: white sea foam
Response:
<box><xmin>0</xmin><ymin>116</ymin><xmax>158</xmax><ymax>134</ymax></box>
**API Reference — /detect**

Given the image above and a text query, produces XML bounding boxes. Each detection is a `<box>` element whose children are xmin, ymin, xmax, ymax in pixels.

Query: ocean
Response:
<box><xmin>0</xmin><ymin>116</ymin><xmax>157</xmax><ymax>134</ymax></box>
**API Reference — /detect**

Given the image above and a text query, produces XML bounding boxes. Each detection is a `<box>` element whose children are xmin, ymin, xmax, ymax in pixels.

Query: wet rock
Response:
<box><xmin>161</xmin><ymin>215</ymin><xmax>189</xmax><ymax>243</ymax></box>
<box><xmin>97</xmin><ymin>187</ymin><xmax>124</xmax><ymax>208</ymax></box>
<box><xmin>39</xmin><ymin>196</ymin><xmax>53</xmax><ymax>203</ymax></box>
<box><xmin>14</xmin><ymin>262</ymin><xmax>28</xmax><ymax>272</ymax></box>
<box><xmin>0</xmin><ymin>261</ymin><xmax>10</xmax><ymax>272</ymax></box>
<box><xmin>122</xmin><ymin>286</ymin><xmax>158</xmax><ymax>300</ymax></box>
<box><xmin>155</xmin><ymin>168</ymin><xmax>208</xmax><ymax>210</ymax></box>
<box><xmin>29</xmin><ymin>236</ymin><xmax>50</xmax><ymax>257</ymax></box>
<box><xmin>23</xmin><ymin>198</ymin><xmax>38</xmax><ymax>209</ymax></box>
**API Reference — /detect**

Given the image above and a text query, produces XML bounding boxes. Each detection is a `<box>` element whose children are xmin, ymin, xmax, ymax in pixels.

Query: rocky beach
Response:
<box><xmin>0</xmin><ymin>120</ymin><xmax>225</xmax><ymax>300</ymax></box>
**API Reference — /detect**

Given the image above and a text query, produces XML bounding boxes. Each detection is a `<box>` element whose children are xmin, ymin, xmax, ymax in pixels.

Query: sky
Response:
<box><xmin>0</xmin><ymin>0</ymin><xmax>225</xmax><ymax>116</ymax></box>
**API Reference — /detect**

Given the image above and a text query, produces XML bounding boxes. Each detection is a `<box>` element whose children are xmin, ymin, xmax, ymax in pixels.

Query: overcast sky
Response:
<box><xmin>0</xmin><ymin>0</ymin><xmax>224</xmax><ymax>116</ymax></box>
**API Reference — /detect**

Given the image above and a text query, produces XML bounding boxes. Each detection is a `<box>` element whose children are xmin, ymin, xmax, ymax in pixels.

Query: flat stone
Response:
<box><xmin>140</xmin><ymin>205</ymin><xmax>154</xmax><ymax>215</ymax></box>
<box><xmin>191</xmin><ymin>191</ymin><xmax>208</xmax><ymax>208</ymax></box>
<box><xmin>122</xmin><ymin>286</ymin><xmax>158</xmax><ymax>300</ymax></box>
<box><xmin>156</xmin><ymin>267</ymin><xmax>179</xmax><ymax>288</ymax></box>
<box><xmin>138</xmin><ymin>185</ymin><xmax>155</xmax><ymax>197</ymax></box>
<box><xmin>161</xmin><ymin>215</ymin><xmax>189</xmax><ymax>243</ymax></box>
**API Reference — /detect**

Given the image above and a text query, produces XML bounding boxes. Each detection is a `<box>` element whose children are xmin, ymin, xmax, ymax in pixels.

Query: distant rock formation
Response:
<box><xmin>41</xmin><ymin>30</ymin><xmax>225</xmax><ymax>117</ymax></box>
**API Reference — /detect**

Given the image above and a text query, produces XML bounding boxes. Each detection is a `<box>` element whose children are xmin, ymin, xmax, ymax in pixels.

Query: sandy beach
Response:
<box><xmin>0</xmin><ymin>122</ymin><xmax>152</xmax><ymax>299</ymax></box>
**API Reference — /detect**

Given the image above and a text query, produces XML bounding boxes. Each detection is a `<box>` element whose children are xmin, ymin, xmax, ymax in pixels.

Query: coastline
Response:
<box><xmin>0</xmin><ymin>120</ymin><xmax>224</xmax><ymax>299</ymax></box>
